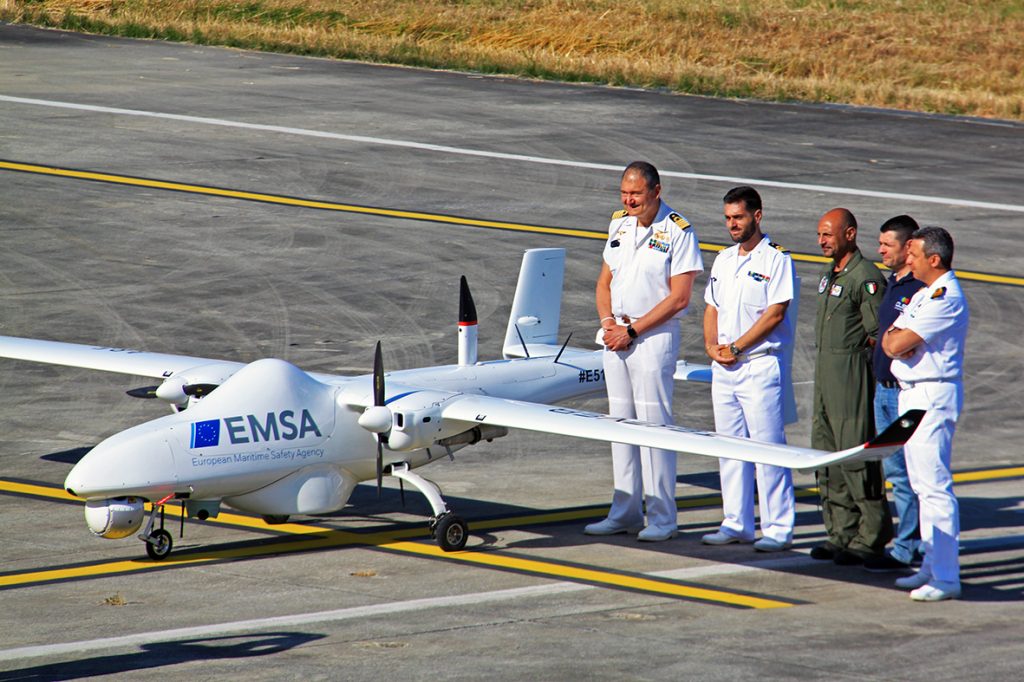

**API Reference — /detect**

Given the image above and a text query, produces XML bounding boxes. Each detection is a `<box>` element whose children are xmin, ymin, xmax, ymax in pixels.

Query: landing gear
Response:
<box><xmin>145</xmin><ymin>529</ymin><xmax>173</xmax><ymax>560</ymax></box>
<box><xmin>390</xmin><ymin>463</ymin><xmax>469</xmax><ymax>552</ymax></box>
<box><xmin>431</xmin><ymin>512</ymin><xmax>468</xmax><ymax>552</ymax></box>
<box><xmin>139</xmin><ymin>495</ymin><xmax>175</xmax><ymax>561</ymax></box>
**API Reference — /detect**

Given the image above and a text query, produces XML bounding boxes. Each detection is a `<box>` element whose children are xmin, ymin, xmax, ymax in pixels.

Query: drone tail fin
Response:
<box><xmin>502</xmin><ymin>248</ymin><xmax>565</xmax><ymax>359</ymax></box>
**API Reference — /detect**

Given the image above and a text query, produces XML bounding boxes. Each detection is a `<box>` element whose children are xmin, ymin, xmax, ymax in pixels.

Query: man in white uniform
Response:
<box><xmin>586</xmin><ymin>161</ymin><xmax>703</xmax><ymax>542</ymax></box>
<box><xmin>882</xmin><ymin>226</ymin><xmax>969</xmax><ymax>601</ymax></box>
<box><xmin>700</xmin><ymin>186</ymin><xmax>797</xmax><ymax>552</ymax></box>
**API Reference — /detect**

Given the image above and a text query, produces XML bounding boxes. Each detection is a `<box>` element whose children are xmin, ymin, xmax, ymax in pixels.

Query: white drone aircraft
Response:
<box><xmin>0</xmin><ymin>248</ymin><xmax>921</xmax><ymax>560</ymax></box>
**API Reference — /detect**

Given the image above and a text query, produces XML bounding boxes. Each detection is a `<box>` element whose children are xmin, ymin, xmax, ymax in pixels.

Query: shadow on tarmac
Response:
<box><xmin>0</xmin><ymin>632</ymin><xmax>325</xmax><ymax>681</ymax></box>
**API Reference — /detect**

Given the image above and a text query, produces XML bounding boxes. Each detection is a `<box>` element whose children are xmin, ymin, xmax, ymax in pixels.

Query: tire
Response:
<box><xmin>145</xmin><ymin>529</ymin><xmax>173</xmax><ymax>560</ymax></box>
<box><xmin>433</xmin><ymin>514</ymin><xmax>468</xmax><ymax>552</ymax></box>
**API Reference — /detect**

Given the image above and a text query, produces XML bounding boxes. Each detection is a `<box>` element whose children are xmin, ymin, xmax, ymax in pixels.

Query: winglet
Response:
<box><xmin>865</xmin><ymin>409</ymin><xmax>926</xmax><ymax>449</ymax></box>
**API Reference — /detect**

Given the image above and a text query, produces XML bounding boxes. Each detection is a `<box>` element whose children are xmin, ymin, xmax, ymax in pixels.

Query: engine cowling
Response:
<box><xmin>84</xmin><ymin>497</ymin><xmax>146</xmax><ymax>539</ymax></box>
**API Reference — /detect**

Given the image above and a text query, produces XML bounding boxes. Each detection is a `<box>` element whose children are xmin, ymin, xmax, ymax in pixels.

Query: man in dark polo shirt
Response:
<box><xmin>865</xmin><ymin>215</ymin><xmax>927</xmax><ymax>572</ymax></box>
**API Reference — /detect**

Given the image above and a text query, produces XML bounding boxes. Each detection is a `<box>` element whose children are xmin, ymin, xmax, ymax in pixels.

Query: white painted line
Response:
<box><xmin>0</xmin><ymin>555</ymin><xmax>812</xmax><ymax>663</ymax></box>
<box><xmin>2</xmin><ymin>94</ymin><xmax>1022</xmax><ymax>214</ymax></box>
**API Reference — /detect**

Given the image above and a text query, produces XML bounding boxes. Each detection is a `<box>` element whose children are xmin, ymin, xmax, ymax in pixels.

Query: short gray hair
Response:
<box><xmin>912</xmin><ymin>226</ymin><xmax>954</xmax><ymax>269</ymax></box>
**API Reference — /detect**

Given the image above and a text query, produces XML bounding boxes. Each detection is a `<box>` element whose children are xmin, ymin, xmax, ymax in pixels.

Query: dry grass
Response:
<box><xmin>2</xmin><ymin>0</ymin><xmax>1022</xmax><ymax>120</ymax></box>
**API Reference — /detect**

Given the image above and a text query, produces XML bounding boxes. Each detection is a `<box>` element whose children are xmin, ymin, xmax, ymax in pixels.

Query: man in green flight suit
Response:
<box><xmin>811</xmin><ymin>208</ymin><xmax>893</xmax><ymax>565</ymax></box>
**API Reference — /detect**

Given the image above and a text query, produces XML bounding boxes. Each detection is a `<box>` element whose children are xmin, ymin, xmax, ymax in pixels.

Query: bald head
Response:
<box><xmin>817</xmin><ymin>207</ymin><xmax>859</xmax><ymax>266</ymax></box>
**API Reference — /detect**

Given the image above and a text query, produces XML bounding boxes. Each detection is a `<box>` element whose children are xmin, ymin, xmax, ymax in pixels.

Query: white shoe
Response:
<box><xmin>910</xmin><ymin>581</ymin><xmax>961</xmax><ymax>602</ymax></box>
<box><xmin>701</xmin><ymin>531</ymin><xmax>751</xmax><ymax>546</ymax></box>
<box><xmin>638</xmin><ymin>525</ymin><xmax>678</xmax><ymax>542</ymax></box>
<box><xmin>753</xmin><ymin>537</ymin><xmax>792</xmax><ymax>552</ymax></box>
<box><xmin>583</xmin><ymin>518</ymin><xmax>642</xmax><ymax>536</ymax></box>
<box><xmin>895</xmin><ymin>571</ymin><xmax>933</xmax><ymax>590</ymax></box>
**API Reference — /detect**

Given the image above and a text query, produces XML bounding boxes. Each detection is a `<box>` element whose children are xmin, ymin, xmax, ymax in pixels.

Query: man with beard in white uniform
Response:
<box><xmin>882</xmin><ymin>226</ymin><xmax>969</xmax><ymax>601</ymax></box>
<box><xmin>586</xmin><ymin>161</ymin><xmax>703</xmax><ymax>542</ymax></box>
<box><xmin>700</xmin><ymin>186</ymin><xmax>797</xmax><ymax>552</ymax></box>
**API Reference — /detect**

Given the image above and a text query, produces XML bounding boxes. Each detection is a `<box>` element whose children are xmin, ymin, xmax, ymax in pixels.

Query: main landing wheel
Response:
<box><xmin>432</xmin><ymin>513</ymin><xmax>468</xmax><ymax>552</ymax></box>
<box><xmin>145</xmin><ymin>529</ymin><xmax>173</xmax><ymax>561</ymax></box>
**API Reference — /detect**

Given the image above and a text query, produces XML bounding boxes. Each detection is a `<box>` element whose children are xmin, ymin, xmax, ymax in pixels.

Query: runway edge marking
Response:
<box><xmin>1</xmin><ymin>160</ymin><xmax>1021</xmax><ymax>288</ymax></box>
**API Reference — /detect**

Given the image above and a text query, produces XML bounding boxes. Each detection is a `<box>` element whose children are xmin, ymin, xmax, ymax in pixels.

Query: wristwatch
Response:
<box><xmin>626</xmin><ymin>325</ymin><xmax>638</xmax><ymax>339</ymax></box>
<box><xmin>729</xmin><ymin>342</ymin><xmax>741</xmax><ymax>357</ymax></box>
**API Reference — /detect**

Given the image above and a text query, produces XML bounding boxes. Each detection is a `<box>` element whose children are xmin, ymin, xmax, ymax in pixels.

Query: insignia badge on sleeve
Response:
<box><xmin>818</xmin><ymin>275</ymin><xmax>829</xmax><ymax>294</ymax></box>
<box><xmin>864</xmin><ymin>281</ymin><xmax>879</xmax><ymax>295</ymax></box>
<box><xmin>931</xmin><ymin>287</ymin><xmax>947</xmax><ymax>299</ymax></box>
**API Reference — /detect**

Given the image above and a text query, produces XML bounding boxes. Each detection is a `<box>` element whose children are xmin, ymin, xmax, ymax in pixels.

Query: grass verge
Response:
<box><xmin>1</xmin><ymin>0</ymin><xmax>1022</xmax><ymax>120</ymax></box>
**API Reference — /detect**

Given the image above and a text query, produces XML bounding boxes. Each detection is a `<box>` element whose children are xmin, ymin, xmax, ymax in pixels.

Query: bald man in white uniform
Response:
<box><xmin>586</xmin><ymin>161</ymin><xmax>703</xmax><ymax>542</ymax></box>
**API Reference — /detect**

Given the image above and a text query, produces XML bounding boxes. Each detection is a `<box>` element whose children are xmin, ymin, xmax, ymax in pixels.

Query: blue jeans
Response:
<box><xmin>875</xmin><ymin>383</ymin><xmax>921</xmax><ymax>564</ymax></box>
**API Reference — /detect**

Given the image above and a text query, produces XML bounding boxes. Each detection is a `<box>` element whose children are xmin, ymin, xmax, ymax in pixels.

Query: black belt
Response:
<box><xmin>879</xmin><ymin>380</ymin><xmax>899</xmax><ymax>389</ymax></box>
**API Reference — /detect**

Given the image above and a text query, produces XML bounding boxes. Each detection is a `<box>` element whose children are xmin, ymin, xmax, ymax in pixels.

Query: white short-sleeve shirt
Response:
<box><xmin>603</xmin><ymin>201</ymin><xmax>703</xmax><ymax>320</ymax></box>
<box><xmin>890</xmin><ymin>271</ymin><xmax>969</xmax><ymax>383</ymax></box>
<box><xmin>704</xmin><ymin>234</ymin><xmax>795</xmax><ymax>353</ymax></box>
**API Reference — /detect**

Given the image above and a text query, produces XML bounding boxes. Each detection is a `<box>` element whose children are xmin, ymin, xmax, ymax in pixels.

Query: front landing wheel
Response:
<box><xmin>432</xmin><ymin>514</ymin><xmax>468</xmax><ymax>552</ymax></box>
<box><xmin>145</xmin><ymin>529</ymin><xmax>173</xmax><ymax>560</ymax></box>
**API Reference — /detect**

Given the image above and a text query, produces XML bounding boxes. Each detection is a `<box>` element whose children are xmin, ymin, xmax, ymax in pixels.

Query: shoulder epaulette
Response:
<box><xmin>668</xmin><ymin>212</ymin><xmax>690</xmax><ymax>230</ymax></box>
<box><xmin>931</xmin><ymin>287</ymin><xmax>946</xmax><ymax>299</ymax></box>
<box><xmin>769</xmin><ymin>241</ymin><xmax>789</xmax><ymax>254</ymax></box>
<box><xmin>611</xmin><ymin>209</ymin><xmax>628</xmax><ymax>219</ymax></box>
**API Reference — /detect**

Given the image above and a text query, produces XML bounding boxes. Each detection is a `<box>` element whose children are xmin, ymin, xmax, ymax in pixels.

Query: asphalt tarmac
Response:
<box><xmin>1</xmin><ymin>22</ymin><xmax>1023</xmax><ymax>681</ymax></box>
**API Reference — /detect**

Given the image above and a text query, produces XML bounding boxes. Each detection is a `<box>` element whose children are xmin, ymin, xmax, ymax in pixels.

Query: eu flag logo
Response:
<box><xmin>191</xmin><ymin>419</ymin><xmax>221</xmax><ymax>448</ymax></box>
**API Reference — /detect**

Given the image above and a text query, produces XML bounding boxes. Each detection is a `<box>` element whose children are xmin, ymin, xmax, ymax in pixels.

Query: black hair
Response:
<box><xmin>723</xmin><ymin>186</ymin><xmax>762</xmax><ymax>212</ymax></box>
<box><xmin>622</xmin><ymin>161</ymin><xmax>660</xmax><ymax>190</ymax></box>
<box><xmin>879</xmin><ymin>214</ymin><xmax>919</xmax><ymax>245</ymax></box>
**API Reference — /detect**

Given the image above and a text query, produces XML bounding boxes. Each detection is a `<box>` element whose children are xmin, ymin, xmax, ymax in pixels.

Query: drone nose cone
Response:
<box><xmin>65</xmin><ymin>420</ymin><xmax>179</xmax><ymax>499</ymax></box>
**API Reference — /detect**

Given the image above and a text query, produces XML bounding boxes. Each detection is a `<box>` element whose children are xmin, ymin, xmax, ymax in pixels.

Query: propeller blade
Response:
<box><xmin>373</xmin><ymin>340</ymin><xmax>385</xmax><ymax>499</ymax></box>
<box><xmin>376</xmin><ymin>439</ymin><xmax>383</xmax><ymax>500</ymax></box>
<box><xmin>126</xmin><ymin>386</ymin><xmax>160</xmax><ymax>399</ymax></box>
<box><xmin>373</xmin><ymin>341</ymin><xmax>385</xmax><ymax>407</ymax></box>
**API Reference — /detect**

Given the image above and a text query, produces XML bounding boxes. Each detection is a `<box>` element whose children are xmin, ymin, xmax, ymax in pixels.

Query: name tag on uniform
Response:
<box><xmin>830</xmin><ymin>284</ymin><xmax>843</xmax><ymax>297</ymax></box>
<box><xmin>647</xmin><ymin>238</ymin><xmax>669</xmax><ymax>253</ymax></box>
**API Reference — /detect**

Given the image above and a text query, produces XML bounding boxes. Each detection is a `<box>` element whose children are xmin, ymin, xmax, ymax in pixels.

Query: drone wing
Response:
<box><xmin>0</xmin><ymin>335</ymin><xmax>240</xmax><ymax>378</ymax></box>
<box><xmin>441</xmin><ymin>394</ymin><xmax>923</xmax><ymax>471</ymax></box>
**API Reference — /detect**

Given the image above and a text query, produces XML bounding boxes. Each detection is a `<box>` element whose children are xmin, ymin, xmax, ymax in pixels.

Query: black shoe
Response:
<box><xmin>863</xmin><ymin>554</ymin><xmax>914</xmax><ymax>573</ymax></box>
<box><xmin>834</xmin><ymin>549</ymin><xmax>870</xmax><ymax>566</ymax></box>
<box><xmin>810</xmin><ymin>542</ymin><xmax>840</xmax><ymax>561</ymax></box>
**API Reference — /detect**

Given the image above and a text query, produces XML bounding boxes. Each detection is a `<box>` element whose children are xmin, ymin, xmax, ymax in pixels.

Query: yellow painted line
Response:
<box><xmin>0</xmin><ymin>520</ymin><xmax>787</xmax><ymax>608</ymax></box>
<box><xmin>0</xmin><ymin>479</ymin><xmax>788</xmax><ymax>607</ymax></box>
<box><xmin>379</xmin><ymin>540</ymin><xmax>791</xmax><ymax>609</ymax></box>
<box><xmin>0</xmin><ymin>160</ymin><xmax>598</xmax><ymax>241</ymax></box>
<box><xmin>788</xmin><ymin>251</ymin><xmax>1022</xmax><ymax>287</ymax></box>
<box><xmin>954</xmin><ymin>466</ymin><xmax>1024</xmax><ymax>483</ymax></box>
<box><xmin>0</xmin><ymin>479</ymin><xmax>79</xmax><ymax>502</ymax></box>
<box><xmin>2</xmin><ymin>159</ymin><xmax>1021</xmax><ymax>288</ymax></box>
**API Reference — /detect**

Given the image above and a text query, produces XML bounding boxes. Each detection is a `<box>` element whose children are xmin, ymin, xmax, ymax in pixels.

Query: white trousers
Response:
<box><xmin>602</xmin><ymin>321</ymin><xmax>679</xmax><ymax>530</ymax></box>
<box><xmin>711</xmin><ymin>355</ymin><xmax>795</xmax><ymax>543</ymax></box>
<box><xmin>899</xmin><ymin>380</ymin><xmax>962</xmax><ymax>584</ymax></box>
